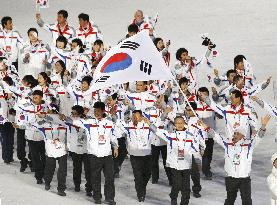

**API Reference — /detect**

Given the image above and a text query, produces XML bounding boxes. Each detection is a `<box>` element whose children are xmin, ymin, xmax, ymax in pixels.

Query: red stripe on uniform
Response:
<box><xmin>225</xmin><ymin>111</ymin><xmax>249</xmax><ymax>115</ymax></box>
<box><xmin>170</xmin><ymin>138</ymin><xmax>193</xmax><ymax>142</ymax></box>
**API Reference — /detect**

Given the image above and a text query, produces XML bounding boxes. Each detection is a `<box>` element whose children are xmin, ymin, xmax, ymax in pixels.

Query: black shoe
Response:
<box><xmin>5</xmin><ymin>159</ymin><xmax>14</xmax><ymax>163</ymax></box>
<box><xmin>4</xmin><ymin>160</ymin><xmax>11</xmax><ymax>164</ymax></box>
<box><xmin>57</xmin><ymin>190</ymin><xmax>66</xmax><ymax>196</ymax></box>
<box><xmin>45</xmin><ymin>184</ymin><xmax>50</xmax><ymax>191</ymax></box>
<box><xmin>114</xmin><ymin>172</ymin><xmax>120</xmax><ymax>178</ymax></box>
<box><xmin>171</xmin><ymin>199</ymin><xmax>177</xmax><ymax>205</ymax></box>
<box><xmin>94</xmin><ymin>199</ymin><xmax>102</xmax><ymax>204</ymax></box>
<box><xmin>74</xmin><ymin>186</ymin><xmax>80</xmax><ymax>192</ymax></box>
<box><xmin>193</xmin><ymin>192</ymin><xmax>201</xmax><ymax>198</ymax></box>
<box><xmin>20</xmin><ymin>164</ymin><xmax>28</xmax><ymax>172</ymax></box>
<box><xmin>103</xmin><ymin>199</ymin><xmax>116</xmax><ymax>205</ymax></box>
<box><xmin>20</xmin><ymin>159</ymin><xmax>28</xmax><ymax>172</ymax></box>
<box><xmin>204</xmin><ymin>171</ymin><xmax>213</xmax><ymax>180</ymax></box>
<box><xmin>86</xmin><ymin>192</ymin><xmax>92</xmax><ymax>197</ymax></box>
<box><xmin>204</xmin><ymin>175</ymin><xmax>212</xmax><ymax>180</ymax></box>
<box><xmin>37</xmin><ymin>179</ymin><xmax>43</xmax><ymax>184</ymax></box>
<box><xmin>138</xmin><ymin>196</ymin><xmax>145</xmax><ymax>202</ymax></box>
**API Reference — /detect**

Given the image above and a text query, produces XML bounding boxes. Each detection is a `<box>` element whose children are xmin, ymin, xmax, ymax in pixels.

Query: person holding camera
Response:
<box><xmin>173</xmin><ymin>38</ymin><xmax>214</xmax><ymax>93</ymax></box>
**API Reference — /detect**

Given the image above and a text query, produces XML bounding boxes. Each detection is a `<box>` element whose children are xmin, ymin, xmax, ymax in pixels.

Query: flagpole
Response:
<box><xmin>171</xmin><ymin>78</ymin><xmax>198</xmax><ymax>118</ymax></box>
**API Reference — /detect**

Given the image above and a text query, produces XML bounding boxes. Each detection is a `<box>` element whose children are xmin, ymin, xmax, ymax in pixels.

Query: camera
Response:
<box><xmin>9</xmin><ymin>108</ymin><xmax>16</xmax><ymax>115</ymax></box>
<box><xmin>201</xmin><ymin>34</ymin><xmax>216</xmax><ymax>49</ymax></box>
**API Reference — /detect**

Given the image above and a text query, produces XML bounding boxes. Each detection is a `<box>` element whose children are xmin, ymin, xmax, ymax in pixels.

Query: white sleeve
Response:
<box><xmin>267</xmin><ymin>174</ymin><xmax>277</xmax><ymax>197</ymax></box>
<box><xmin>208</xmin><ymin>129</ymin><xmax>227</xmax><ymax>149</ymax></box>
<box><xmin>264</xmin><ymin>101</ymin><xmax>277</xmax><ymax>118</ymax></box>
<box><xmin>149</xmin><ymin>124</ymin><xmax>171</xmax><ymax>142</ymax></box>
<box><xmin>110</xmin><ymin>124</ymin><xmax>119</xmax><ymax>148</ymax></box>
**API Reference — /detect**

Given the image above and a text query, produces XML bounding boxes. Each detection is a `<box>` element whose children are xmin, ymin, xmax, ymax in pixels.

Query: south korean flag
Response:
<box><xmin>91</xmin><ymin>30</ymin><xmax>174</xmax><ymax>91</ymax></box>
<box><xmin>36</xmin><ymin>0</ymin><xmax>49</xmax><ymax>9</ymax></box>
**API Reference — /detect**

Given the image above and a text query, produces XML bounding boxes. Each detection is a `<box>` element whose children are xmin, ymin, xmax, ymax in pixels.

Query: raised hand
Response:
<box><xmin>213</xmin><ymin>68</ymin><xmax>219</xmax><ymax>77</ymax></box>
<box><xmin>197</xmin><ymin>120</ymin><xmax>208</xmax><ymax>130</ymax></box>
<box><xmin>143</xmin><ymin>117</ymin><xmax>151</xmax><ymax>125</ymax></box>
<box><xmin>59</xmin><ymin>114</ymin><xmax>66</xmax><ymax>121</ymax></box>
<box><xmin>36</xmin><ymin>13</ymin><xmax>41</xmax><ymax>21</ymax></box>
<box><xmin>261</xmin><ymin>114</ymin><xmax>271</xmax><ymax>127</ymax></box>
<box><xmin>211</xmin><ymin>87</ymin><xmax>217</xmax><ymax>95</ymax></box>
<box><xmin>164</xmin><ymin>106</ymin><xmax>173</xmax><ymax>114</ymax></box>
<box><xmin>266</xmin><ymin>76</ymin><xmax>272</xmax><ymax>84</ymax></box>
<box><xmin>12</xmin><ymin>123</ymin><xmax>20</xmax><ymax>129</ymax></box>
<box><xmin>251</xmin><ymin>96</ymin><xmax>258</xmax><ymax>102</ymax></box>
<box><xmin>113</xmin><ymin>148</ymin><xmax>119</xmax><ymax>158</ymax></box>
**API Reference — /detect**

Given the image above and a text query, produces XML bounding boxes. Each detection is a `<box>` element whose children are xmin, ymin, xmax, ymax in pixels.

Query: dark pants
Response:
<box><xmin>202</xmin><ymin>138</ymin><xmax>214</xmax><ymax>176</ymax></box>
<box><xmin>151</xmin><ymin>145</ymin><xmax>172</xmax><ymax>184</ymax></box>
<box><xmin>28</xmin><ymin>140</ymin><xmax>45</xmax><ymax>180</ymax></box>
<box><xmin>89</xmin><ymin>154</ymin><xmax>115</xmax><ymax>201</ymax></box>
<box><xmin>12</xmin><ymin>61</ymin><xmax>18</xmax><ymax>71</ymax></box>
<box><xmin>17</xmin><ymin>129</ymin><xmax>30</xmax><ymax>167</ymax></box>
<box><xmin>113</xmin><ymin>137</ymin><xmax>127</xmax><ymax>174</ymax></box>
<box><xmin>170</xmin><ymin>168</ymin><xmax>191</xmax><ymax>205</ymax></box>
<box><xmin>130</xmin><ymin>155</ymin><xmax>152</xmax><ymax>198</ymax></box>
<box><xmin>191</xmin><ymin>155</ymin><xmax>201</xmax><ymax>193</ymax></box>
<box><xmin>0</xmin><ymin>122</ymin><xmax>15</xmax><ymax>162</ymax></box>
<box><xmin>71</xmin><ymin>152</ymin><xmax>92</xmax><ymax>193</ymax></box>
<box><xmin>44</xmin><ymin>154</ymin><xmax>67</xmax><ymax>192</ymax></box>
<box><xmin>224</xmin><ymin>177</ymin><xmax>252</xmax><ymax>205</ymax></box>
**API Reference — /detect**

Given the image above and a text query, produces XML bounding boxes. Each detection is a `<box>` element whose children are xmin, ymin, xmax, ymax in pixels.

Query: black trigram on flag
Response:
<box><xmin>120</xmin><ymin>41</ymin><xmax>140</xmax><ymax>50</ymax></box>
<box><xmin>95</xmin><ymin>75</ymin><xmax>110</xmax><ymax>83</ymax></box>
<box><xmin>140</xmin><ymin>60</ymin><xmax>152</xmax><ymax>75</ymax></box>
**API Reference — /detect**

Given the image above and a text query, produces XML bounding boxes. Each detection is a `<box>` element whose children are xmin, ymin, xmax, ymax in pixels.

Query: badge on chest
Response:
<box><xmin>98</xmin><ymin>135</ymin><xmax>106</xmax><ymax>145</ymax></box>
<box><xmin>178</xmin><ymin>148</ymin><xmax>185</xmax><ymax>160</ymax></box>
<box><xmin>5</xmin><ymin>45</ymin><xmax>12</xmax><ymax>53</ymax></box>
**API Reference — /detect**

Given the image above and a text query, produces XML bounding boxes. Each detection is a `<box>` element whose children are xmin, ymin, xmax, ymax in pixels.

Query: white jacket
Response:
<box><xmin>37</xmin><ymin>20</ymin><xmax>75</xmax><ymax>46</ymax></box>
<box><xmin>145</xmin><ymin>107</ymin><xmax>167</xmax><ymax>146</ymax></box>
<box><xmin>35</xmin><ymin>117</ymin><xmax>67</xmax><ymax>158</ymax></box>
<box><xmin>196</xmin><ymin>100</ymin><xmax>216</xmax><ymax>130</ymax></box>
<box><xmin>20</xmin><ymin>41</ymin><xmax>49</xmax><ymax>77</ymax></box>
<box><xmin>168</xmin><ymin>91</ymin><xmax>196</xmax><ymax>115</ymax></box>
<box><xmin>0</xmin><ymin>88</ymin><xmax>8</xmax><ymax>124</ymax></box>
<box><xmin>70</xmin><ymin>117</ymin><xmax>117</xmax><ymax>157</ymax></box>
<box><xmin>15</xmin><ymin>101</ymin><xmax>48</xmax><ymax>141</ymax></box>
<box><xmin>187</xmin><ymin>117</ymin><xmax>207</xmax><ymax>156</ymax></box>
<box><xmin>267</xmin><ymin>153</ymin><xmax>277</xmax><ymax>205</ymax></box>
<box><xmin>32</xmin><ymin>85</ymin><xmax>57</xmax><ymax>105</ymax></box>
<box><xmin>207</xmin><ymin>99</ymin><xmax>258</xmax><ymax>139</ymax></box>
<box><xmin>150</xmin><ymin>124</ymin><xmax>202</xmax><ymax>170</ymax></box>
<box><xmin>0</xmin><ymin>29</ymin><xmax>23</xmax><ymax>63</ymax></box>
<box><xmin>46</xmin><ymin>115</ymin><xmax>87</xmax><ymax>155</ymax></box>
<box><xmin>172</xmin><ymin>49</ymin><xmax>211</xmax><ymax>92</ymax></box>
<box><xmin>105</xmin><ymin>103</ymin><xmax>129</xmax><ymax>139</ymax></box>
<box><xmin>0</xmin><ymin>86</ymin><xmax>15</xmax><ymax>123</ymax></box>
<box><xmin>66</xmin><ymin>83</ymin><xmax>101</xmax><ymax>115</ymax></box>
<box><xmin>50</xmin><ymin>83</ymin><xmax>72</xmax><ymax>116</ymax></box>
<box><xmin>48</xmin><ymin>47</ymin><xmax>71</xmax><ymax>70</ymax></box>
<box><xmin>67</xmin><ymin>52</ymin><xmax>90</xmax><ymax>81</ymax></box>
<box><xmin>75</xmin><ymin>22</ymin><xmax>102</xmax><ymax>52</ymax></box>
<box><xmin>209</xmin><ymin>128</ymin><xmax>266</xmax><ymax>178</ymax></box>
<box><xmin>119</xmin><ymin>120</ymin><xmax>152</xmax><ymax>156</ymax></box>
<box><xmin>126</xmin><ymin>91</ymin><xmax>156</xmax><ymax>112</ymax></box>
